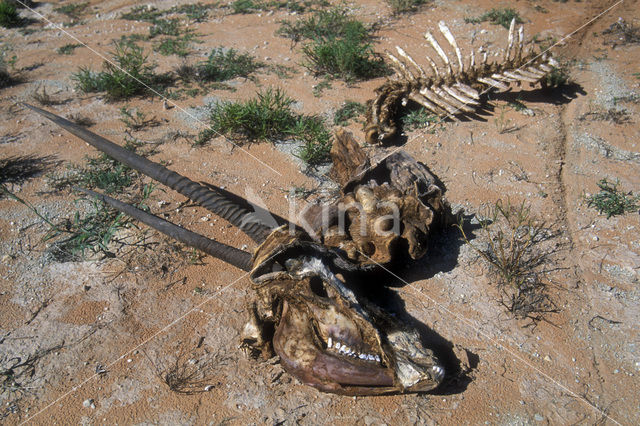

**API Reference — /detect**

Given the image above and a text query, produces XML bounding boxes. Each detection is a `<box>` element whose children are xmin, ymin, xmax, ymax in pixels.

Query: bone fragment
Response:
<box><xmin>438</xmin><ymin>21</ymin><xmax>464</xmax><ymax>73</ymax></box>
<box><xmin>419</xmin><ymin>87</ymin><xmax>459</xmax><ymax>115</ymax></box>
<box><xmin>477</xmin><ymin>77</ymin><xmax>510</xmax><ymax>90</ymax></box>
<box><xmin>396</xmin><ymin>46</ymin><xmax>427</xmax><ymax>79</ymax></box>
<box><xmin>453</xmin><ymin>82</ymin><xmax>480</xmax><ymax>100</ymax></box>
<box><xmin>442</xmin><ymin>85</ymin><xmax>480</xmax><ymax>106</ymax></box>
<box><xmin>425</xmin><ymin>31</ymin><xmax>453</xmax><ymax>75</ymax></box>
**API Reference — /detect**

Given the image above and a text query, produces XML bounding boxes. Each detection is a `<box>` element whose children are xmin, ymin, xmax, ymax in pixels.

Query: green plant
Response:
<box><xmin>57</xmin><ymin>43</ymin><xmax>83</xmax><ymax>55</ymax></box>
<box><xmin>586</xmin><ymin>178</ymin><xmax>639</xmax><ymax>218</ymax></box>
<box><xmin>543</xmin><ymin>66</ymin><xmax>569</xmax><ymax>88</ymax></box>
<box><xmin>633</xmin><ymin>72</ymin><xmax>640</xmax><ymax>79</ymax></box>
<box><xmin>401</xmin><ymin>108</ymin><xmax>440</xmax><ymax>131</ymax></box>
<box><xmin>312</xmin><ymin>80</ymin><xmax>331</xmax><ymax>97</ymax></box>
<box><xmin>333</xmin><ymin>100</ymin><xmax>366</xmax><ymax>125</ymax></box>
<box><xmin>0</xmin><ymin>45</ymin><xmax>17</xmax><ymax>88</ymax></box>
<box><xmin>230</xmin><ymin>0</ymin><xmax>260</xmax><ymax>14</ymax></box>
<box><xmin>201</xmin><ymin>88</ymin><xmax>332</xmax><ymax>165</ymax></box>
<box><xmin>0</xmin><ymin>1</ymin><xmax>22</xmax><ymax>28</ymax></box>
<box><xmin>121</xmin><ymin>5</ymin><xmax>164</xmax><ymax>22</ymax></box>
<box><xmin>302</xmin><ymin>30</ymin><xmax>387</xmax><ymax>81</ymax></box>
<box><xmin>196</xmin><ymin>47</ymin><xmax>264</xmax><ymax>82</ymax></box>
<box><xmin>54</xmin><ymin>2</ymin><xmax>89</xmax><ymax>19</ymax></box>
<box><xmin>150</xmin><ymin>18</ymin><xmax>183</xmax><ymax>37</ymax></box>
<box><xmin>494</xmin><ymin>105</ymin><xmax>519</xmax><ymax>134</ymax></box>
<box><xmin>154</xmin><ymin>36</ymin><xmax>193</xmax><ymax>57</ymax></box>
<box><xmin>465</xmin><ymin>8</ymin><xmax>523</xmax><ymax>29</ymax></box>
<box><xmin>456</xmin><ymin>200</ymin><xmax>555</xmax><ymax>321</ymax></box>
<box><xmin>207</xmin><ymin>88</ymin><xmax>298</xmax><ymax>142</ymax></box>
<box><xmin>386</xmin><ymin>0</ymin><xmax>427</xmax><ymax>15</ymax></box>
<box><xmin>72</xmin><ymin>39</ymin><xmax>171</xmax><ymax>100</ymax></box>
<box><xmin>277</xmin><ymin>7</ymin><xmax>369</xmax><ymax>42</ymax></box>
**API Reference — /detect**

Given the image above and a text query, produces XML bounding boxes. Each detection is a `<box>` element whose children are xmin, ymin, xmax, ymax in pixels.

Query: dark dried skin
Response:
<box><xmin>365</xmin><ymin>20</ymin><xmax>559</xmax><ymax>145</ymax></box>
<box><xmin>246</xmin><ymin>228</ymin><xmax>445</xmax><ymax>394</ymax></box>
<box><xmin>26</xmin><ymin>105</ymin><xmax>446</xmax><ymax>396</ymax></box>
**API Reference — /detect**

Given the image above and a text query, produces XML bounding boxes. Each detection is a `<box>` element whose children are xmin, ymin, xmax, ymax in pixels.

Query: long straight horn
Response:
<box><xmin>76</xmin><ymin>187</ymin><xmax>253</xmax><ymax>271</ymax></box>
<box><xmin>24</xmin><ymin>104</ymin><xmax>273</xmax><ymax>243</ymax></box>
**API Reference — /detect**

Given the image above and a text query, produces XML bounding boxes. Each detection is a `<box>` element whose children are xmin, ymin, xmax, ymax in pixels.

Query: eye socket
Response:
<box><xmin>309</xmin><ymin>276</ymin><xmax>328</xmax><ymax>298</ymax></box>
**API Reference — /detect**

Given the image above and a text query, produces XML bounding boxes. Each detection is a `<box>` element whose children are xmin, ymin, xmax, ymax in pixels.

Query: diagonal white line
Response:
<box><xmin>19</xmin><ymin>271</ymin><xmax>249</xmax><ymax>425</ymax></box>
<box><xmin>13</xmin><ymin>0</ymin><xmax>283</xmax><ymax>177</ymax></box>
<box><xmin>358</xmin><ymin>251</ymin><xmax>622</xmax><ymax>425</ymax></box>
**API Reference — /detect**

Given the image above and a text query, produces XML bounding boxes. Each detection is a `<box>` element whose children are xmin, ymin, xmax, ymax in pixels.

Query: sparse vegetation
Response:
<box><xmin>199</xmin><ymin>88</ymin><xmax>332</xmax><ymax>165</ymax></box>
<box><xmin>334</xmin><ymin>101</ymin><xmax>366</xmax><ymax>126</ymax></box>
<box><xmin>30</xmin><ymin>85</ymin><xmax>64</xmax><ymax>106</ymax></box>
<box><xmin>54</xmin><ymin>2</ymin><xmax>89</xmax><ymax>20</ymax></box>
<box><xmin>278</xmin><ymin>7</ymin><xmax>387</xmax><ymax>81</ymax></box>
<box><xmin>386</xmin><ymin>0</ymin><xmax>427</xmax><ymax>15</ymax></box>
<box><xmin>119</xmin><ymin>106</ymin><xmax>160</xmax><ymax>131</ymax></box>
<box><xmin>57</xmin><ymin>43</ymin><xmax>83</xmax><ymax>55</ymax></box>
<box><xmin>302</xmin><ymin>29</ymin><xmax>387</xmax><ymax>81</ymax></box>
<box><xmin>457</xmin><ymin>200</ymin><xmax>556</xmax><ymax>323</ymax></box>
<box><xmin>148</xmin><ymin>347</ymin><xmax>229</xmax><ymax>395</ymax></box>
<box><xmin>465</xmin><ymin>8</ymin><xmax>523</xmax><ymax>29</ymax></box>
<box><xmin>578</xmin><ymin>107</ymin><xmax>630</xmax><ymax>124</ymax></box>
<box><xmin>72</xmin><ymin>39</ymin><xmax>172</xmax><ymax>100</ymax></box>
<box><xmin>401</xmin><ymin>108</ymin><xmax>440</xmax><ymax>131</ymax></box>
<box><xmin>0</xmin><ymin>1</ymin><xmax>22</xmax><ymax>28</ymax></box>
<box><xmin>277</xmin><ymin>6</ymin><xmax>369</xmax><ymax>42</ymax></box>
<box><xmin>229</xmin><ymin>0</ymin><xmax>328</xmax><ymax>15</ymax></box>
<box><xmin>0</xmin><ymin>45</ymin><xmax>17</xmax><ymax>88</ymax></box>
<box><xmin>600</xmin><ymin>18</ymin><xmax>640</xmax><ymax>46</ymax></box>
<box><xmin>586</xmin><ymin>178</ymin><xmax>639</xmax><ymax>218</ymax></box>
<box><xmin>493</xmin><ymin>105</ymin><xmax>519</xmax><ymax>134</ymax></box>
<box><xmin>543</xmin><ymin>65</ymin><xmax>570</xmax><ymax>88</ymax></box>
<box><xmin>196</xmin><ymin>47</ymin><xmax>264</xmax><ymax>82</ymax></box>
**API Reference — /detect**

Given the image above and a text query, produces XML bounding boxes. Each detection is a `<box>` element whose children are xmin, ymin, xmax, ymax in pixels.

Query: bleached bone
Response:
<box><xmin>438</xmin><ymin>21</ymin><xmax>464</xmax><ymax>73</ymax></box>
<box><xmin>396</xmin><ymin>46</ymin><xmax>427</xmax><ymax>79</ymax></box>
<box><xmin>365</xmin><ymin>20</ymin><xmax>563</xmax><ymax>144</ymax></box>
<box><xmin>442</xmin><ymin>85</ymin><xmax>480</xmax><ymax>106</ymax></box>
<box><xmin>425</xmin><ymin>31</ymin><xmax>453</xmax><ymax>75</ymax></box>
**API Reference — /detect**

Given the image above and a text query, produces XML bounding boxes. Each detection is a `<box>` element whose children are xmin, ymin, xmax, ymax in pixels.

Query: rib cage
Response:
<box><xmin>365</xmin><ymin>19</ymin><xmax>559</xmax><ymax>145</ymax></box>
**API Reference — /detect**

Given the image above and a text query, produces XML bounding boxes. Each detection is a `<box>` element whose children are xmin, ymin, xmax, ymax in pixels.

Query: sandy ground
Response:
<box><xmin>1</xmin><ymin>0</ymin><xmax>639</xmax><ymax>424</ymax></box>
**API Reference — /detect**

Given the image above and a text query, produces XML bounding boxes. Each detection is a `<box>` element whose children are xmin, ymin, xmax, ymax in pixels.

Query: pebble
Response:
<box><xmin>83</xmin><ymin>398</ymin><xmax>96</xmax><ymax>409</ymax></box>
<box><xmin>534</xmin><ymin>413</ymin><xmax>544</xmax><ymax>421</ymax></box>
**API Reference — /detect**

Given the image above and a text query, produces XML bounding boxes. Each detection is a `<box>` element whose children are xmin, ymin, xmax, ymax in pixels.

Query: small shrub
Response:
<box><xmin>150</xmin><ymin>18</ymin><xmax>183</xmax><ymax>37</ymax></box>
<box><xmin>457</xmin><ymin>200</ymin><xmax>556</xmax><ymax>322</ymax></box>
<box><xmin>196</xmin><ymin>48</ymin><xmax>263</xmax><ymax>82</ymax></box>
<box><xmin>542</xmin><ymin>66</ymin><xmax>570</xmax><ymax>88</ymax></box>
<box><xmin>121</xmin><ymin>5</ymin><xmax>164</xmax><ymax>22</ymax></box>
<box><xmin>54</xmin><ymin>2</ymin><xmax>89</xmax><ymax>19</ymax></box>
<box><xmin>202</xmin><ymin>88</ymin><xmax>332</xmax><ymax>165</ymax></box>
<box><xmin>277</xmin><ymin>7</ymin><xmax>369</xmax><ymax>42</ymax></box>
<box><xmin>386</xmin><ymin>0</ymin><xmax>427</xmax><ymax>15</ymax></box>
<box><xmin>0</xmin><ymin>46</ymin><xmax>17</xmax><ymax>88</ymax></box>
<box><xmin>465</xmin><ymin>8</ymin><xmax>523</xmax><ymax>29</ymax></box>
<box><xmin>154</xmin><ymin>36</ymin><xmax>192</xmax><ymax>57</ymax></box>
<box><xmin>72</xmin><ymin>39</ymin><xmax>171</xmax><ymax>100</ymax></box>
<box><xmin>302</xmin><ymin>32</ymin><xmax>387</xmax><ymax>81</ymax></box>
<box><xmin>586</xmin><ymin>178</ymin><xmax>639</xmax><ymax>218</ymax></box>
<box><xmin>333</xmin><ymin>100</ymin><xmax>366</xmax><ymax>125</ymax></box>
<box><xmin>230</xmin><ymin>0</ymin><xmax>260</xmax><ymax>14</ymax></box>
<box><xmin>0</xmin><ymin>1</ymin><xmax>22</xmax><ymax>28</ymax></box>
<box><xmin>401</xmin><ymin>108</ymin><xmax>440</xmax><ymax>131</ymax></box>
<box><xmin>57</xmin><ymin>43</ymin><xmax>83</xmax><ymax>55</ymax></box>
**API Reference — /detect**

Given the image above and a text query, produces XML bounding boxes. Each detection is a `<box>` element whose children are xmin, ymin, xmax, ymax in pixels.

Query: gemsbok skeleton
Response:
<box><xmin>365</xmin><ymin>19</ymin><xmax>559</xmax><ymax>144</ymax></box>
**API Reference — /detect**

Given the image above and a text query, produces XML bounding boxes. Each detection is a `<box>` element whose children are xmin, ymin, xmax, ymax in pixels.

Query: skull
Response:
<box><xmin>243</xmin><ymin>228</ymin><xmax>445</xmax><ymax>395</ymax></box>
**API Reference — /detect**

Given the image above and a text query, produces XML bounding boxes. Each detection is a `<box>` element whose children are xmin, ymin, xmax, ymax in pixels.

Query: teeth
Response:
<box><xmin>325</xmin><ymin>338</ymin><xmax>381</xmax><ymax>363</ymax></box>
<box><xmin>432</xmin><ymin>365</ymin><xmax>445</xmax><ymax>381</ymax></box>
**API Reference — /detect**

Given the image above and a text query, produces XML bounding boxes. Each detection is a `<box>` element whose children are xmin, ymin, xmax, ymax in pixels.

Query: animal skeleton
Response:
<box><xmin>25</xmin><ymin>104</ymin><xmax>447</xmax><ymax>395</ymax></box>
<box><xmin>365</xmin><ymin>19</ymin><xmax>559</xmax><ymax>144</ymax></box>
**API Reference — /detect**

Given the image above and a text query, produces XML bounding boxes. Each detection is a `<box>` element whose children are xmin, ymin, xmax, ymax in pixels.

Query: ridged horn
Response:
<box><xmin>23</xmin><ymin>104</ymin><xmax>273</xmax><ymax>243</ymax></box>
<box><xmin>76</xmin><ymin>187</ymin><xmax>253</xmax><ymax>271</ymax></box>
